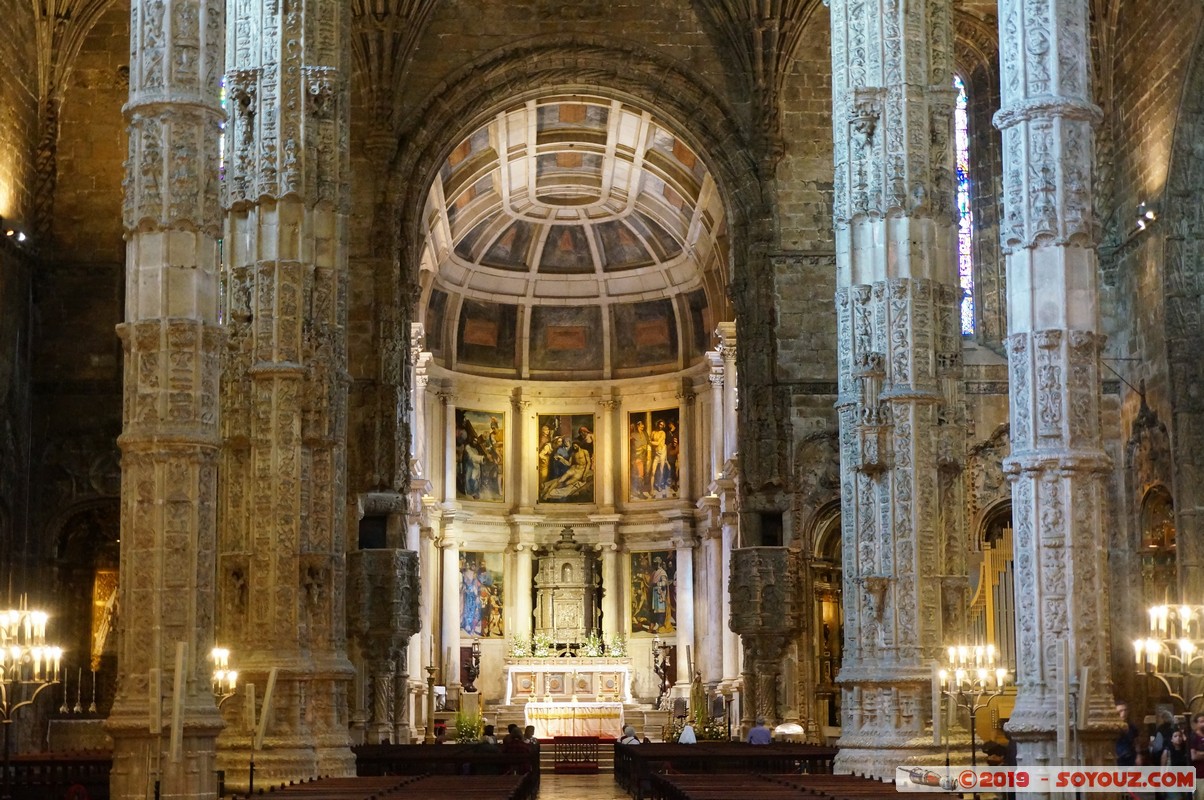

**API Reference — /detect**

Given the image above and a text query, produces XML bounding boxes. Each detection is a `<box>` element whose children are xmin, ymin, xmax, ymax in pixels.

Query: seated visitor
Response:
<box><xmin>523</xmin><ymin>724</ymin><xmax>539</xmax><ymax>748</ymax></box>
<box><xmin>678</xmin><ymin>722</ymin><xmax>698</xmax><ymax>744</ymax></box>
<box><xmin>748</xmin><ymin>717</ymin><xmax>772</xmax><ymax>745</ymax></box>
<box><xmin>481</xmin><ymin>724</ymin><xmax>498</xmax><ymax>745</ymax></box>
<box><xmin>620</xmin><ymin>724</ymin><xmax>642</xmax><ymax>745</ymax></box>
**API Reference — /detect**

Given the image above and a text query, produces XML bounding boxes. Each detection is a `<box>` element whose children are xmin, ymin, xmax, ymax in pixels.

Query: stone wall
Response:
<box><xmin>0</xmin><ymin>0</ymin><xmax>38</xmax><ymax>594</ymax></box>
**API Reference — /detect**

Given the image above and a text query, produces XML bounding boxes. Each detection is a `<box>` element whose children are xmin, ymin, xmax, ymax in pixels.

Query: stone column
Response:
<box><xmin>514</xmin><ymin>546</ymin><xmax>535</xmax><ymax>641</ymax></box>
<box><xmin>700</xmin><ymin>521</ymin><xmax>723</xmax><ymax>687</ymax></box>
<box><xmin>108</xmin><ymin>2</ymin><xmax>225</xmax><ymax>797</ymax></box>
<box><xmin>993</xmin><ymin>0</ymin><xmax>1119</xmax><ymax>772</ymax></box>
<box><xmin>715</xmin><ymin>323</ymin><xmax>738</xmax><ymax>465</ymax></box>
<box><xmin>676</xmin><ymin>387</ymin><xmax>693</xmax><ymax>498</ymax></box>
<box><xmin>515</xmin><ymin>398</ymin><xmax>535</xmax><ymax>510</ymax></box>
<box><xmin>411</xmin><ymin>325</ymin><xmax>431</xmax><ymax>478</ymax></box>
<box><xmin>592</xmin><ymin>515</ymin><xmax>622</xmax><ymax>641</ymax></box>
<box><xmin>706</xmin><ymin>352</ymin><xmax>724</xmax><ymax>487</ymax></box>
<box><xmin>597</xmin><ymin>398</ymin><xmax>617</xmax><ymax>510</ymax></box>
<box><xmin>218</xmin><ymin>0</ymin><xmax>354</xmax><ymax>784</ymax></box>
<box><xmin>829</xmin><ymin>0</ymin><xmax>963</xmax><ymax>778</ymax></box>
<box><xmin>440</xmin><ymin>527</ymin><xmax>462</xmax><ymax>691</ymax></box>
<box><xmin>403</xmin><ymin>486</ymin><xmax>430</xmax><ymax>744</ymax></box>
<box><xmin>718</xmin><ymin>490</ymin><xmax>741</xmax><ymax>689</ymax></box>
<box><xmin>672</xmin><ymin>531</ymin><xmax>697</xmax><ymax>688</ymax></box>
<box><xmin>441</xmin><ymin>392</ymin><xmax>457</xmax><ymax>503</ymax></box>
<box><xmin>417</xmin><ymin>509</ymin><xmax>440</xmax><ymax>729</ymax></box>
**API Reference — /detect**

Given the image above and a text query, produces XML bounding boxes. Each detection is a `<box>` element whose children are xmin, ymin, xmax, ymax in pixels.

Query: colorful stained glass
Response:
<box><xmin>954</xmin><ymin>75</ymin><xmax>975</xmax><ymax>335</ymax></box>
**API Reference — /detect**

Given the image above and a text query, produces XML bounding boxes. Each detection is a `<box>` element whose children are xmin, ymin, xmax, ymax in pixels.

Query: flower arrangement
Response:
<box><xmin>508</xmin><ymin>636</ymin><xmax>531</xmax><ymax>658</ymax></box>
<box><xmin>606</xmin><ymin>635</ymin><xmax>627</xmax><ymax>657</ymax></box>
<box><xmin>665</xmin><ymin>695</ymin><xmax>729</xmax><ymax>741</ymax></box>
<box><xmin>582</xmin><ymin>631</ymin><xmax>605</xmax><ymax>657</ymax></box>
<box><xmin>531</xmin><ymin>632</ymin><xmax>554</xmax><ymax>657</ymax></box>
<box><xmin>453</xmin><ymin>707</ymin><xmax>483</xmax><ymax>743</ymax></box>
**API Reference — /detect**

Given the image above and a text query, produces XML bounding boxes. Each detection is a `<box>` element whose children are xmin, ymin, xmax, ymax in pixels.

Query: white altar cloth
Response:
<box><xmin>524</xmin><ymin>701</ymin><xmax>625</xmax><ymax>740</ymax></box>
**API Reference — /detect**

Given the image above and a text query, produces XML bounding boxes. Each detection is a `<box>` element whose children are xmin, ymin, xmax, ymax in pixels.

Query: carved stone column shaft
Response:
<box><xmin>830</xmin><ymin>0</ymin><xmax>963</xmax><ymax>778</ymax></box>
<box><xmin>994</xmin><ymin>0</ymin><xmax>1119</xmax><ymax>775</ymax></box>
<box><xmin>218</xmin><ymin>0</ymin><xmax>354</xmax><ymax>786</ymax></box>
<box><xmin>109</xmin><ymin>1</ymin><xmax>226</xmax><ymax>798</ymax></box>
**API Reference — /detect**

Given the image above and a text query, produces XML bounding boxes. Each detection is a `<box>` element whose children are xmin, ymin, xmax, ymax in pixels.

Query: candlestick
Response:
<box><xmin>89</xmin><ymin>668</ymin><xmax>98</xmax><ymax>713</ymax></box>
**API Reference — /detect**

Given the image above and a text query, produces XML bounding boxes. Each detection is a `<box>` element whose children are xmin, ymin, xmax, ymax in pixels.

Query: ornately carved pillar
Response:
<box><xmin>109</xmin><ymin>2</ymin><xmax>225</xmax><ymax>798</ymax></box>
<box><xmin>730</xmin><ymin>548</ymin><xmax>804</xmax><ymax>733</ymax></box>
<box><xmin>829</xmin><ymin>0</ymin><xmax>963</xmax><ymax>778</ymax></box>
<box><xmin>218</xmin><ymin>0</ymin><xmax>354</xmax><ymax>785</ymax></box>
<box><xmin>993</xmin><ymin>0</ymin><xmax>1119</xmax><ymax>776</ymax></box>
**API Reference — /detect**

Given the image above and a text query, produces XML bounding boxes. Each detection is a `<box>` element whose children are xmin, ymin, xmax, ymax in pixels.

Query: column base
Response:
<box><xmin>834</xmin><ymin>736</ymin><xmax>951</xmax><ymax>781</ymax></box>
<box><xmin>107</xmin><ymin>708</ymin><xmax>223</xmax><ymax>800</ymax></box>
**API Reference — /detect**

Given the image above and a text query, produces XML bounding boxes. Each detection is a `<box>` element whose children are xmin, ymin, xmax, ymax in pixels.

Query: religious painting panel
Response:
<box><xmin>536</xmin><ymin>413</ymin><xmax>595</xmax><ymax>503</ymax></box>
<box><xmin>630</xmin><ymin>550</ymin><xmax>676</xmax><ymax>634</ymax></box>
<box><xmin>459</xmin><ymin>551</ymin><xmax>505</xmax><ymax>637</ymax></box>
<box><xmin>455</xmin><ymin>409</ymin><xmax>504</xmax><ymax>502</ymax></box>
<box><xmin>627</xmin><ymin>408</ymin><xmax>680</xmax><ymax>501</ymax></box>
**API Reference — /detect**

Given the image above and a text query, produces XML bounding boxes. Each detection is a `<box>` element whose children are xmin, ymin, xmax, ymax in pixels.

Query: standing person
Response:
<box><xmin>1163</xmin><ymin>726</ymin><xmax>1193</xmax><ymax>800</ymax></box>
<box><xmin>630</xmin><ymin>419</ymin><xmax>650</xmax><ymax>498</ymax></box>
<box><xmin>1116</xmin><ymin>701</ymin><xmax>1142</xmax><ymax>766</ymax></box>
<box><xmin>748</xmin><ymin>717</ymin><xmax>772</xmax><ymax>745</ymax></box>
<box><xmin>649</xmin><ymin>419</ymin><xmax>669</xmax><ymax>495</ymax></box>
<box><xmin>1189</xmin><ymin>714</ymin><xmax>1204</xmax><ymax>800</ymax></box>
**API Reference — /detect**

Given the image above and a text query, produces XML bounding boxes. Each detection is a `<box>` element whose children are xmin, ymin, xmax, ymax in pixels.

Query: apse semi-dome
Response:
<box><xmin>418</xmin><ymin>94</ymin><xmax>730</xmax><ymax>380</ymax></box>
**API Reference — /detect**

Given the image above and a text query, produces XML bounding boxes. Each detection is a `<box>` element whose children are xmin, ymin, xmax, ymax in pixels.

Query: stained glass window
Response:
<box><xmin>954</xmin><ymin>74</ymin><xmax>974</xmax><ymax>335</ymax></box>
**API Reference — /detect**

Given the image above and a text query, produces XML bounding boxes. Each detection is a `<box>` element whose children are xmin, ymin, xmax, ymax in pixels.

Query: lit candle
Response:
<box><xmin>995</xmin><ymin>668</ymin><xmax>1006</xmax><ymax>686</ymax></box>
<box><xmin>1134</xmin><ymin>639</ymin><xmax>1144</xmax><ymax>666</ymax></box>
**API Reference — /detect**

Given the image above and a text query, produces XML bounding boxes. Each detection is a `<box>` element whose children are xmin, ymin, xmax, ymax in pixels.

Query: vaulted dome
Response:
<box><xmin>418</xmin><ymin>94</ymin><xmax>729</xmax><ymax>380</ymax></box>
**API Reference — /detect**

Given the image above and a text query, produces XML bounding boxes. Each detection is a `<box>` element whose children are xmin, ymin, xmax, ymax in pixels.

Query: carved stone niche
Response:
<box><xmin>347</xmin><ymin>549</ymin><xmax>421</xmax><ymax>661</ymax></box>
<box><xmin>729</xmin><ymin>547</ymin><xmax>804</xmax><ymax>637</ymax></box>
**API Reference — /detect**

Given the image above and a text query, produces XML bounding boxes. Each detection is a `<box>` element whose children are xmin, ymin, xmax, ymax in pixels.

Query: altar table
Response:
<box><xmin>524</xmin><ymin>701</ymin><xmax>625</xmax><ymax>739</ymax></box>
<box><xmin>503</xmin><ymin>657</ymin><xmax>633</xmax><ymax>704</ymax></box>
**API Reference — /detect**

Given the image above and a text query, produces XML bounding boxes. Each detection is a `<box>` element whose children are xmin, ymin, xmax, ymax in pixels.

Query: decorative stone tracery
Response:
<box><xmin>993</xmin><ymin>0</ymin><xmax>1122</xmax><ymax>776</ymax></box>
<box><xmin>217</xmin><ymin>0</ymin><xmax>355</xmax><ymax>787</ymax></box>
<box><xmin>108</xmin><ymin>1</ymin><xmax>226</xmax><ymax>798</ymax></box>
<box><xmin>830</xmin><ymin>0</ymin><xmax>965</xmax><ymax>778</ymax></box>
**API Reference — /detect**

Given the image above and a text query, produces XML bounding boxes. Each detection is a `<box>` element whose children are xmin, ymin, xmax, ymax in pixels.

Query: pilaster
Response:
<box><xmin>993</xmin><ymin>0</ymin><xmax>1119</xmax><ymax>775</ymax></box>
<box><xmin>108</xmin><ymin>1</ymin><xmax>226</xmax><ymax>797</ymax></box>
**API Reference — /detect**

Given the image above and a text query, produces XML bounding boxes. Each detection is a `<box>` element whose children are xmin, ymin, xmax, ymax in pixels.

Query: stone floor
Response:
<box><xmin>536</xmin><ymin>772</ymin><xmax>630</xmax><ymax>799</ymax></box>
